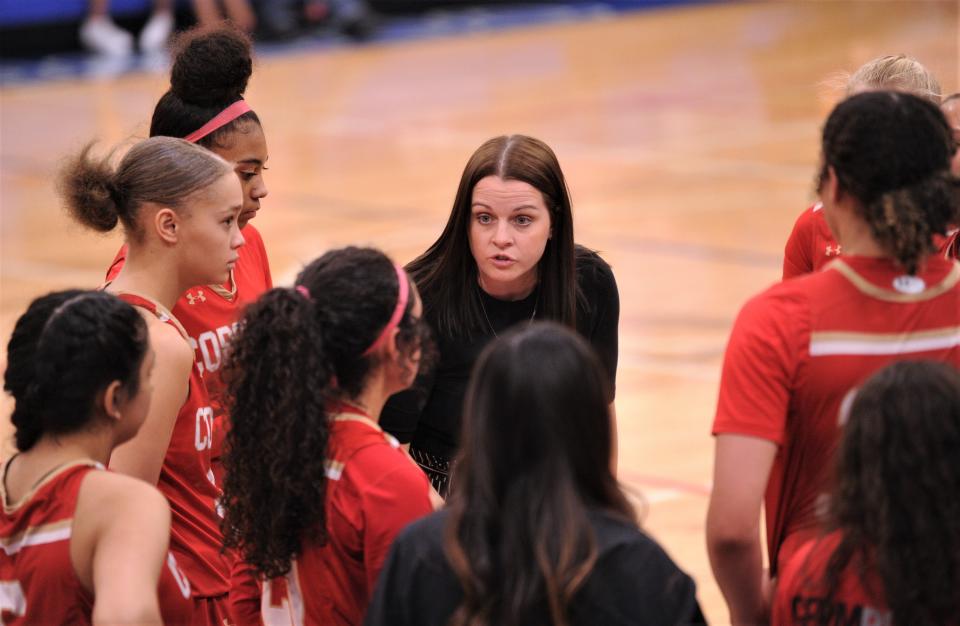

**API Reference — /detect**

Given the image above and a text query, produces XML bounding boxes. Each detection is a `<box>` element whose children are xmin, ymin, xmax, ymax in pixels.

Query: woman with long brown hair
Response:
<box><xmin>367</xmin><ymin>323</ymin><xmax>704</xmax><ymax>626</ymax></box>
<box><xmin>381</xmin><ymin>135</ymin><xmax>620</xmax><ymax>497</ymax></box>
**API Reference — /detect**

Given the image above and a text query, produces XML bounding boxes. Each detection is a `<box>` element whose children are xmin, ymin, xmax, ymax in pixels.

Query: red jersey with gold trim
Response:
<box><xmin>772</xmin><ymin>532</ymin><xmax>890</xmax><ymax>626</ymax></box>
<box><xmin>783</xmin><ymin>205</ymin><xmax>959</xmax><ymax>279</ymax></box>
<box><xmin>0</xmin><ymin>460</ymin><xmax>193</xmax><ymax>625</ymax></box>
<box><xmin>782</xmin><ymin>204</ymin><xmax>842</xmax><ymax>279</ymax></box>
<box><xmin>114</xmin><ymin>293</ymin><xmax>230</xmax><ymax>598</ymax></box>
<box><xmin>106</xmin><ymin>224</ymin><xmax>272</xmax><ymax>478</ymax></box>
<box><xmin>253</xmin><ymin>410</ymin><xmax>433</xmax><ymax>626</ymax></box>
<box><xmin>713</xmin><ymin>255</ymin><xmax>960</xmax><ymax>574</ymax></box>
<box><xmin>944</xmin><ymin>230</ymin><xmax>960</xmax><ymax>260</ymax></box>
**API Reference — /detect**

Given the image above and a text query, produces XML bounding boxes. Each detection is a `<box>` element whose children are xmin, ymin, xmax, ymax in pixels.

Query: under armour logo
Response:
<box><xmin>825</xmin><ymin>244</ymin><xmax>842</xmax><ymax>257</ymax></box>
<box><xmin>186</xmin><ymin>289</ymin><xmax>207</xmax><ymax>305</ymax></box>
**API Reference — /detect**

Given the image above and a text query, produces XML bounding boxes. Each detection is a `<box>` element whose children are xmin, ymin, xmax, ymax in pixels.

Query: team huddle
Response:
<box><xmin>1</xmin><ymin>24</ymin><xmax>959</xmax><ymax>626</ymax></box>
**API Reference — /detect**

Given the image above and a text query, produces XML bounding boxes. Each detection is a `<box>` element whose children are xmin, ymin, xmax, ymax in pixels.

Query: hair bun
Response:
<box><xmin>170</xmin><ymin>25</ymin><xmax>253</xmax><ymax>108</ymax></box>
<box><xmin>58</xmin><ymin>143</ymin><xmax>122</xmax><ymax>233</ymax></box>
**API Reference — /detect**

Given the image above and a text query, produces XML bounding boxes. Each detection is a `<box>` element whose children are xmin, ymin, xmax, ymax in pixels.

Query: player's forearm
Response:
<box><xmin>707</xmin><ymin>531</ymin><xmax>767</xmax><ymax>625</ymax></box>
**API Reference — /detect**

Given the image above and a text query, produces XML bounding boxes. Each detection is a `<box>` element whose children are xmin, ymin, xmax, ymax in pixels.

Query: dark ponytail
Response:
<box><xmin>820</xmin><ymin>91</ymin><xmax>960</xmax><ymax>274</ymax></box>
<box><xmin>864</xmin><ymin>172</ymin><xmax>959</xmax><ymax>274</ymax></box>
<box><xmin>221</xmin><ymin>247</ymin><xmax>434</xmax><ymax>579</ymax></box>
<box><xmin>4</xmin><ymin>291</ymin><xmax>149</xmax><ymax>452</ymax></box>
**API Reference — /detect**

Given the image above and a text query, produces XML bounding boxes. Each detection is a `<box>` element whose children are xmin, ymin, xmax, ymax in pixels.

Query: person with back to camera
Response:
<box><xmin>220</xmin><ymin>246</ymin><xmax>436</xmax><ymax>626</ymax></box>
<box><xmin>772</xmin><ymin>360</ymin><xmax>960</xmax><ymax>626</ymax></box>
<box><xmin>707</xmin><ymin>90</ymin><xmax>960</xmax><ymax>625</ymax></box>
<box><xmin>60</xmin><ymin>135</ymin><xmax>245</xmax><ymax>625</ymax></box>
<box><xmin>106</xmin><ymin>25</ymin><xmax>272</xmax><ymax>488</ymax></box>
<box><xmin>366</xmin><ymin>322</ymin><xmax>706</xmax><ymax>626</ymax></box>
<box><xmin>380</xmin><ymin>135</ymin><xmax>620</xmax><ymax>498</ymax></box>
<box><xmin>1</xmin><ymin>290</ymin><xmax>192</xmax><ymax>625</ymax></box>
<box><xmin>781</xmin><ymin>54</ymin><xmax>948</xmax><ymax>279</ymax></box>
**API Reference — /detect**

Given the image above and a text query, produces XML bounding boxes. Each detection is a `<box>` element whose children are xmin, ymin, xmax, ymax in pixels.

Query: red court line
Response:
<box><xmin>619</xmin><ymin>470</ymin><xmax>711</xmax><ymax>497</ymax></box>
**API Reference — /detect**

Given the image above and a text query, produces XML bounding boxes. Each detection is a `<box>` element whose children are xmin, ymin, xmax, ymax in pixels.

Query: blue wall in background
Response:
<box><xmin>0</xmin><ymin>0</ymin><xmax>694</xmax><ymax>28</ymax></box>
<box><xmin>0</xmin><ymin>0</ymin><xmax>183</xmax><ymax>27</ymax></box>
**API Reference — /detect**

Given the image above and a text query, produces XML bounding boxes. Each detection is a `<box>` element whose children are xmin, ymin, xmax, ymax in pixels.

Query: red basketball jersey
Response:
<box><xmin>106</xmin><ymin>224</ymin><xmax>272</xmax><ymax>419</ymax></box>
<box><xmin>253</xmin><ymin>410</ymin><xmax>433</xmax><ymax>626</ymax></box>
<box><xmin>0</xmin><ymin>460</ymin><xmax>193</xmax><ymax>624</ymax></box>
<box><xmin>783</xmin><ymin>205</ymin><xmax>959</xmax><ymax>279</ymax></box>
<box><xmin>106</xmin><ymin>224</ymin><xmax>271</xmax><ymax>486</ymax></box>
<box><xmin>943</xmin><ymin>229</ymin><xmax>960</xmax><ymax>260</ymax></box>
<box><xmin>714</xmin><ymin>255</ymin><xmax>960</xmax><ymax>574</ymax></box>
<box><xmin>114</xmin><ymin>293</ymin><xmax>231</xmax><ymax>597</ymax></box>
<box><xmin>782</xmin><ymin>204</ymin><xmax>842</xmax><ymax>279</ymax></box>
<box><xmin>773</xmin><ymin>532</ymin><xmax>890</xmax><ymax>626</ymax></box>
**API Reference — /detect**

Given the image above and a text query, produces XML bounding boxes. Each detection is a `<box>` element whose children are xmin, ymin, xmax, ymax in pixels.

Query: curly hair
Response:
<box><xmin>220</xmin><ymin>247</ymin><xmax>434</xmax><ymax>579</ymax></box>
<box><xmin>444</xmin><ymin>323</ymin><xmax>633</xmax><ymax>626</ymax></box>
<box><xmin>150</xmin><ymin>23</ymin><xmax>261</xmax><ymax>150</ymax></box>
<box><xmin>819</xmin><ymin>91</ymin><xmax>960</xmax><ymax>274</ymax></box>
<box><xmin>4</xmin><ymin>290</ymin><xmax>149</xmax><ymax>452</ymax></box>
<box><xmin>824</xmin><ymin>360</ymin><xmax>960</xmax><ymax>625</ymax></box>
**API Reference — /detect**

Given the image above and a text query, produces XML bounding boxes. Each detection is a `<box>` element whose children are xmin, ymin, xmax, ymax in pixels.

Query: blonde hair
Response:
<box><xmin>846</xmin><ymin>54</ymin><xmax>941</xmax><ymax>104</ymax></box>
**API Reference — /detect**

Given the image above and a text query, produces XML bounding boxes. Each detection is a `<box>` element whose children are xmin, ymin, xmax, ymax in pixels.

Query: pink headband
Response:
<box><xmin>184</xmin><ymin>100</ymin><xmax>252</xmax><ymax>143</ymax></box>
<box><xmin>362</xmin><ymin>265</ymin><xmax>410</xmax><ymax>356</ymax></box>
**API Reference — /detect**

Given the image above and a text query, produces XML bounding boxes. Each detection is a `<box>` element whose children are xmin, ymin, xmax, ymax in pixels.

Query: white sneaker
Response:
<box><xmin>80</xmin><ymin>16</ymin><xmax>134</xmax><ymax>57</ymax></box>
<box><xmin>139</xmin><ymin>11</ymin><xmax>174</xmax><ymax>54</ymax></box>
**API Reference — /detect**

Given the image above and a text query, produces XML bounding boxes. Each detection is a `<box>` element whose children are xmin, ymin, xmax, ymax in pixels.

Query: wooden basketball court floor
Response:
<box><xmin>1</xmin><ymin>1</ymin><xmax>957</xmax><ymax>621</ymax></box>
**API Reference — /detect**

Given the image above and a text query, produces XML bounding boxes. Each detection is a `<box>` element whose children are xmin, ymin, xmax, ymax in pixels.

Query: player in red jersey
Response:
<box><xmin>220</xmin><ymin>247</ymin><xmax>436</xmax><ymax>626</ymax></box>
<box><xmin>773</xmin><ymin>361</ymin><xmax>960</xmax><ymax>626</ymax></box>
<box><xmin>707</xmin><ymin>91</ymin><xmax>960</xmax><ymax>625</ymax></box>
<box><xmin>782</xmin><ymin>54</ymin><xmax>943</xmax><ymax>279</ymax></box>
<box><xmin>59</xmin><ymin>136</ymin><xmax>243</xmax><ymax>625</ymax></box>
<box><xmin>104</xmin><ymin>25</ymin><xmax>272</xmax><ymax>483</ymax></box>
<box><xmin>1</xmin><ymin>290</ymin><xmax>191</xmax><ymax>625</ymax></box>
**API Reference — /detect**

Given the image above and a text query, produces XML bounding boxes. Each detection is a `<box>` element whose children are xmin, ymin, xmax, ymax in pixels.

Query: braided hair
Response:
<box><xmin>4</xmin><ymin>291</ymin><xmax>149</xmax><ymax>452</ymax></box>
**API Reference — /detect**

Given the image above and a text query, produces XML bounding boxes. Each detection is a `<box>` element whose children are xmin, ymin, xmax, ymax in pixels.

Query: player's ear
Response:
<box><xmin>823</xmin><ymin>166</ymin><xmax>843</xmax><ymax>204</ymax></box>
<box><xmin>154</xmin><ymin>207</ymin><xmax>180</xmax><ymax>244</ymax></box>
<box><xmin>100</xmin><ymin>380</ymin><xmax>124</xmax><ymax>423</ymax></box>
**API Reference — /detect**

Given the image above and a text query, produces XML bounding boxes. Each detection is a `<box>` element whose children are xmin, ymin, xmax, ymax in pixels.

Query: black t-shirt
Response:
<box><xmin>364</xmin><ymin>509</ymin><xmax>708</xmax><ymax>626</ymax></box>
<box><xmin>380</xmin><ymin>249</ymin><xmax>619</xmax><ymax>457</ymax></box>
